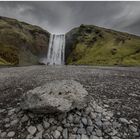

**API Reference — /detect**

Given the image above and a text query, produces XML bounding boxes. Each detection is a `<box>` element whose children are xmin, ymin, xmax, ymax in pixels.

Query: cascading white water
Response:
<box><xmin>46</xmin><ymin>34</ymin><xmax>65</xmax><ymax>65</ymax></box>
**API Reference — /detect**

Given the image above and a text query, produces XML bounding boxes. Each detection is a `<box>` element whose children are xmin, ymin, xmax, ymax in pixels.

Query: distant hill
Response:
<box><xmin>65</xmin><ymin>24</ymin><xmax>140</xmax><ymax>66</ymax></box>
<box><xmin>0</xmin><ymin>16</ymin><xmax>50</xmax><ymax>66</ymax></box>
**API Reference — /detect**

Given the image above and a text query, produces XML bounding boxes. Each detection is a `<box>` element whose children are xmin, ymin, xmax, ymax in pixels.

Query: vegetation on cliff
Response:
<box><xmin>0</xmin><ymin>16</ymin><xmax>50</xmax><ymax>66</ymax></box>
<box><xmin>66</xmin><ymin>25</ymin><xmax>140</xmax><ymax>66</ymax></box>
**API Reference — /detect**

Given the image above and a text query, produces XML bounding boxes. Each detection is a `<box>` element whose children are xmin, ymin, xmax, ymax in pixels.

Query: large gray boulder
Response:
<box><xmin>20</xmin><ymin>80</ymin><xmax>88</xmax><ymax>114</ymax></box>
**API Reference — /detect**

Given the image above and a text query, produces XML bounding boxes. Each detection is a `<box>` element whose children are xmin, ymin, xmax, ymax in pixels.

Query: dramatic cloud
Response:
<box><xmin>0</xmin><ymin>1</ymin><xmax>140</xmax><ymax>35</ymax></box>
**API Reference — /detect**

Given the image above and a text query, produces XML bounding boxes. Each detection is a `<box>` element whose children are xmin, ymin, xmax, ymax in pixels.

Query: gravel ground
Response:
<box><xmin>0</xmin><ymin>65</ymin><xmax>140</xmax><ymax>139</ymax></box>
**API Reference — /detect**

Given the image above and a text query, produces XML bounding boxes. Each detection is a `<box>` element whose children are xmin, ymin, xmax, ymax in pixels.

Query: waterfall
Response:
<box><xmin>46</xmin><ymin>34</ymin><xmax>65</xmax><ymax>65</ymax></box>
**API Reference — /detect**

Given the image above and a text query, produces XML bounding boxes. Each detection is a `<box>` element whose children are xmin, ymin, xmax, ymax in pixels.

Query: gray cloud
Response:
<box><xmin>0</xmin><ymin>1</ymin><xmax>140</xmax><ymax>35</ymax></box>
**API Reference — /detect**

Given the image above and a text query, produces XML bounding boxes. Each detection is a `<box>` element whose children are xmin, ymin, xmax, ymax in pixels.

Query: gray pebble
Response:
<box><xmin>7</xmin><ymin>131</ymin><xmax>15</xmax><ymax>137</ymax></box>
<box><xmin>27</xmin><ymin>126</ymin><xmax>37</xmax><ymax>135</ymax></box>
<box><xmin>119</xmin><ymin>118</ymin><xmax>130</xmax><ymax>124</ymax></box>
<box><xmin>43</xmin><ymin>120</ymin><xmax>50</xmax><ymax>129</ymax></box>
<box><xmin>62</xmin><ymin>128</ymin><xmax>68</xmax><ymax>139</ymax></box>
<box><xmin>37</xmin><ymin>124</ymin><xmax>44</xmax><ymax>132</ymax></box>
<box><xmin>81</xmin><ymin>134</ymin><xmax>89</xmax><ymax>139</ymax></box>
<box><xmin>77</xmin><ymin>128</ymin><xmax>86</xmax><ymax>134</ymax></box>
<box><xmin>82</xmin><ymin>118</ymin><xmax>88</xmax><ymax>126</ymax></box>
<box><xmin>21</xmin><ymin>115</ymin><xmax>29</xmax><ymax>122</ymax></box>
<box><xmin>129</xmin><ymin>125</ymin><xmax>137</xmax><ymax>133</ymax></box>
<box><xmin>96</xmin><ymin>129</ymin><xmax>102</xmax><ymax>137</ymax></box>
<box><xmin>53</xmin><ymin>130</ymin><xmax>61</xmax><ymax>139</ymax></box>
<box><xmin>57</xmin><ymin>126</ymin><xmax>63</xmax><ymax>132</ymax></box>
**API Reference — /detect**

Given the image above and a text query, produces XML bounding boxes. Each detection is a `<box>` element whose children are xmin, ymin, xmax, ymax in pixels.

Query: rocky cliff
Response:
<box><xmin>65</xmin><ymin>24</ymin><xmax>140</xmax><ymax>66</ymax></box>
<box><xmin>0</xmin><ymin>16</ymin><xmax>50</xmax><ymax>66</ymax></box>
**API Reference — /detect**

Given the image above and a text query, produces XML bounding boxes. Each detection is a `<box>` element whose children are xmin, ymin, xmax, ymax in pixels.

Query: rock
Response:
<box><xmin>129</xmin><ymin>125</ymin><xmax>137</xmax><ymax>133</ymax></box>
<box><xmin>53</xmin><ymin>130</ymin><xmax>61</xmax><ymax>139</ymax></box>
<box><xmin>119</xmin><ymin>118</ymin><xmax>130</xmax><ymax>124</ymax></box>
<box><xmin>5</xmin><ymin>124</ymin><xmax>10</xmax><ymax>128</ymax></box>
<box><xmin>21</xmin><ymin>80</ymin><xmax>88</xmax><ymax>113</ymax></box>
<box><xmin>7</xmin><ymin>131</ymin><xmax>15</xmax><ymax>137</ymax></box>
<box><xmin>77</xmin><ymin>128</ymin><xmax>86</xmax><ymax>134</ymax></box>
<box><xmin>69</xmin><ymin>134</ymin><xmax>76</xmax><ymax>139</ymax></box>
<box><xmin>8</xmin><ymin>108</ymin><xmax>15</xmax><ymax>116</ymax></box>
<box><xmin>82</xmin><ymin>118</ymin><xmax>88</xmax><ymax>126</ymax></box>
<box><xmin>81</xmin><ymin>134</ymin><xmax>89</xmax><ymax>139</ymax></box>
<box><xmin>10</xmin><ymin>119</ymin><xmax>19</xmax><ymax>126</ymax></box>
<box><xmin>87</xmin><ymin>118</ymin><xmax>93</xmax><ymax>126</ymax></box>
<box><xmin>73</xmin><ymin>116</ymin><xmax>80</xmax><ymax>124</ymax></box>
<box><xmin>57</xmin><ymin>126</ymin><xmax>63</xmax><ymax>132</ymax></box>
<box><xmin>90</xmin><ymin>135</ymin><xmax>99</xmax><ymax>139</ymax></box>
<box><xmin>64</xmin><ymin>123</ymin><xmax>71</xmax><ymax>128</ymax></box>
<box><xmin>90</xmin><ymin>112</ymin><xmax>97</xmax><ymax>120</ymax></box>
<box><xmin>86</xmin><ymin>126</ymin><xmax>94</xmax><ymax>135</ymax></box>
<box><xmin>37</xmin><ymin>124</ymin><xmax>44</xmax><ymax>132</ymax></box>
<box><xmin>73</xmin><ymin>127</ymin><xmax>78</xmax><ymax>133</ymax></box>
<box><xmin>4</xmin><ymin>118</ymin><xmax>10</xmax><ymax>123</ymax></box>
<box><xmin>34</xmin><ymin>131</ymin><xmax>43</xmax><ymax>139</ymax></box>
<box><xmin>62</xmin><ymin>128</ymin><xmax>68</xmax><ymax>139</ymax></box>
<box><xmin>43</xmin><ymin>120</ymin><xmax>50</xmax><ymax>129</ymax></box>
<box><xmin>96</xmin><ymin>129</ymin><xmax>102</xmax><ymax>137</ymax></box>
<box><xmin>21</xmin><ymin>115</ymin><xmax>29</xmax><ymax>122</ymax></box>
<box><xmin>1</xmin><ymin>132</ymin><xmax>7</xmax><ymax>138</ymax></box>
<box><xmin>27</xmin><ymin>126</ymin><xmax>37</xmax><ymax>135</ymax></box>
<box><xmin>67</xmin><ymin>114</ymin><xmax>73</xmax><ymax>123</ymax></box>
<box><xmin>0</xmin><ymin>109</ymin><xmax>5</xmax><ymax>113</ymax></box>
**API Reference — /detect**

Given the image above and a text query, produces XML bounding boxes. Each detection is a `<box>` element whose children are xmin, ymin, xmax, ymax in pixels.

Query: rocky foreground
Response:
<box><xmin>0</xmin><ymin>65</ymin><xmax>140</xmax><ymax>139</ymax></box>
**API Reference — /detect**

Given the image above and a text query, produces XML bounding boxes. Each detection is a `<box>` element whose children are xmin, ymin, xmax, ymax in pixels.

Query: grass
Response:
<box><xmin>66</xmin><ymin>25</ymin><xmax>140</xmax><ymax>66</ymax></box>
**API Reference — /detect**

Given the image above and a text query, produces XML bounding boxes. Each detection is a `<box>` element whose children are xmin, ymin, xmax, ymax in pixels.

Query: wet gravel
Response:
<box><xmin>0</xmin><ymin>65</ymin><xmax>140</xmax><ymax>138</ymax></box>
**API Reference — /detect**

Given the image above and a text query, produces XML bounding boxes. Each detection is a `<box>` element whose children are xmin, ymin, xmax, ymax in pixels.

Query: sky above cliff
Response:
<box><xmin>0</xmin><ymin>1</ymin><xmax>140</xmax><ymax>35</ymax></box>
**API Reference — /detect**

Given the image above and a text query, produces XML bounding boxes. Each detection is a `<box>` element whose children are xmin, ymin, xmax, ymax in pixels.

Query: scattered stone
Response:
<box><xmin>43</xmin><ymin>120</ymin><xmax>50</xmax><ymax>129</ymax></box>
<box><xmin>82</xmin><ymin>118</ymin><xmax>88</xmax><ymax>126</ymax></box>
<box><xmin>21</xmin><ymin>115</ymin><xmax>29</xmax><ymax>122</ymax></box>
<box><xmin>67</xmin><ymin>114</ymin><xmax>73</xmax><ymax>123</ymax></box>
<box><xmin>57</xmin><ymin>126</ymin><xmax>63</xmax><ymax>132</ymax></box>
<box><xmin>10</xmin><ymin>119</ymin><xmax>19</xmax><ymax>126</ymax></box>
<box><xmin>4</xmin><ymin>123</ymin><xmax>10</xmax><ymax>128</ymax></box>
<box><xmin>4</xmin><ymin>118</ymin><xmax>10</xmax><ymax>123</ymax></box>
<box><xmin>34</xmin><ymin>131</ymin><xmax>43</xmax><ymax>139</ymax></box>
<box><xmin>90</xmin><ymin>112</ymin><xmax>96</xmax><ymax>120</ymax></box>
<box><xmin>119</xmin><ymin>118</ymin><xmax>130</xmax><ymax>124</ymax></box>
<box><xmin>87</xmin><ymin>126</ymin><xmax>94</xmax><ymax>135</ymax></box>
<box><xmin>87</xmin><ymin>118</ymin><xmax>93</xmax><ymax>126</ymax></box>
<box><xmin>1</xmin><ymin>132</ymin><xmax>7</xmax><ymax>138</ymax></box>
<box><xmin>62</xmin><ymin>128</ymin><xmax>68</xmax><ymax>139</ymax></box>
<box><xmin>27</xmin><ymin>126</ymin><xmax>37</xmax><ymax>135</ymax></box>
<box><xmin>26</xmin><ymin>134</ymin><xmax>33</xmax><ymax>139</ymax></box>
<box><xmin>7</xmin><ymin>131</ymin><xmax>15</xmax><ymax>137</ymax></box>
<box><xmin>69</xmin><ymin>134</ymin><xmax>76</xmax><ymax>139</ymax></box>
<box><xmin>21</xmin><ymin>80</ymin><xmax>88</xmax><ymax>113</ymax></box>
<box><xmin>77</xmin><ymin>128</ymin><xmax>86</xmax><ymax>135</ymax></box>
<box><xmin>64</xmin><ymin>123</ymin><xmax>71</xmax><ymax>128</ymax></box>
<box><xmin>53</xmin><ymin>130</ymin><xmax>61</xmax><ymax>139</ymax></box>
<box><xmin>81</xmin><ymin>134</ymin><xmax>89</xmax><ymax>139</ymax></box>
<box><xmin>90</xmin><ymin>135</ymin><xmax>99</xmax><ymax>139</ymax></box>
<box><xmin>73</xmin><ymin>127</ymin><xmax>78</xmax><ymax>133</ymax></box>
<box><xmin>96</xmin><ymin>129</ymin><xmax>102</xmax><ymax>137</ymax></box>
<box><xmin>129</xmin><ymin>125</ymin><xmax>137</xmax><ymax>133</ymax></box>
<box><xmin>0</xmin><ymin>109</ymin><xmax>5</xmax><ymax>113</ymax></box>
<box><xmin>8</xmin><ymin>108</ymin><xmax>15</xmax><ymax>116</ymax></box>
<box><xmin>37</xmin><ymin>124</ymin><xmax>44</xmax><ymax>132</ymax></box>
<box><xmin>73</xmin><ymin>116</ymin><xmax>80</xmax><ymax>124</ymax></box>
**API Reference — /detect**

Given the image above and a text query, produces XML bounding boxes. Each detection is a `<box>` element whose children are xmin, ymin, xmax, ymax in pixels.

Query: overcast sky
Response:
<box><xmin>0</xmin><ymin>1</ymin><xmax>140</xmax><ymax>35</ymax></box>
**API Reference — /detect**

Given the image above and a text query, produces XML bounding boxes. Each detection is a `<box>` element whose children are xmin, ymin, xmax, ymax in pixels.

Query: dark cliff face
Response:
<box><xmin>65</xmin><ymin>24</ymin><xmax>140</xmax><ymax>66</ymax></box>
<box><xmin>0</xmin><ymin>16</ymin><xmax>50</xmax><ymax>66</ymax></box>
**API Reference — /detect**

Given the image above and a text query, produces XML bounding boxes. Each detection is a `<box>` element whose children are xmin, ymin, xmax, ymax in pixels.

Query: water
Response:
<box><xmin>45</xmin><ymin>34</ymin><xmax>65</xmax><ymax>65</ymax></box>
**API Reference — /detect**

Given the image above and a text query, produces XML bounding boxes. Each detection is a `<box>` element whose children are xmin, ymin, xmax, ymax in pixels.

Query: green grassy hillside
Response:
<box><xmin>66</xmin><ymin>25</ymin><xmax>140</xmax><ymax>66</ymax></box>
<box><xmin>0</xmin><ymin>16</ymin><xmax>50</xmax><ymax>66</ymax></box>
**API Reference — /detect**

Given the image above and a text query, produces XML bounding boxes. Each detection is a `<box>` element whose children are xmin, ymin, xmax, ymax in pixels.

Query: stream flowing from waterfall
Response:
<box><xmin>46</xmin><ymin>34</ymin><xmax>65</xmax><ymax>65</ymax></box>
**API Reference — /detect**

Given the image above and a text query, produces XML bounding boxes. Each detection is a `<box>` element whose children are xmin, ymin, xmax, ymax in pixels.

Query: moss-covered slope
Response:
<box><xmin>0</xmin><ymin>16</ymin><xmax>50</xmax><ymax>66</ymax></box>
<box><xmin>66</xmin><ymin>24</ymin><xmax>140</xmax><ymax>66</ymax></box>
